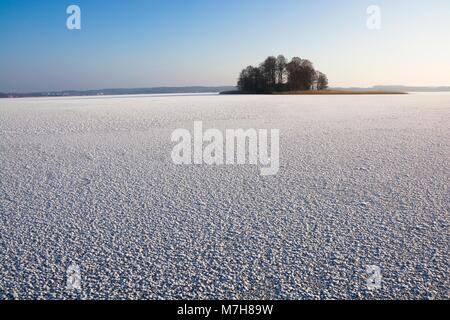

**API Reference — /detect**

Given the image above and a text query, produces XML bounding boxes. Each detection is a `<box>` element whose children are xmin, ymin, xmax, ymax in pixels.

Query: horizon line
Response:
<box><xmin>3</xmin><ymin>84</ymin><xmax>450</xmax><ymax>96</ymax></box>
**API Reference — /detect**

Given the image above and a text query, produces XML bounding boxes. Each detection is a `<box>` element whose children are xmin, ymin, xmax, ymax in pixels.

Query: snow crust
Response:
<box><xmin>0</xmin><ymin>93</ymin><xmax>448</xmax><ymax>299</ymax></box>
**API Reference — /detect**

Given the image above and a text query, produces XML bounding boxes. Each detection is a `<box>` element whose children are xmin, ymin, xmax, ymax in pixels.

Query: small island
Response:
<box><xmin>221</xmin><ymin>55</ymin><xmax>405</xmax><ymax>95</ymax></box>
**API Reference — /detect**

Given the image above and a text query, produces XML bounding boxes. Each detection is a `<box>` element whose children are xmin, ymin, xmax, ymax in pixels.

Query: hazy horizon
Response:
<box><xmin>4</xmin><ymin>84</ymin><xmax>450</xmax><ymax>95</ymax></box>
<box><xmin>1</xmin><ymin>0</ymin><xmax>449</xmax><ymax>92</ymax></box>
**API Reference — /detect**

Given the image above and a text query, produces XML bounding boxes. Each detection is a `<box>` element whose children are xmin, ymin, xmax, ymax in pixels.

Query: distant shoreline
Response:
<box><xmin>220</xmin><ymin>89</ymin><xmax>407</xmax><ymax>95</ymax></box>
<box><xmin>0</xmin><ymin>86</ymin><xmax>235</xmax><ymax>99</ymax></box>
<box><xmin>6</xmin><ymin>85</ymin><xmax>450</xmax><ymax>99</ymax></box>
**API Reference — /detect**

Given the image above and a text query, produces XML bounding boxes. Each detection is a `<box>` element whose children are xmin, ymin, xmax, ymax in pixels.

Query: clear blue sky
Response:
<box><xmin>1</xmin><ymin>0</ymin><xmax>449</xmax><ymax>92</ymax></box>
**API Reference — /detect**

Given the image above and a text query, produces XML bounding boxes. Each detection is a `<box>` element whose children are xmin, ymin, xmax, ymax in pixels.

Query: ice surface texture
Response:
<box><xmin>0</xmin><ymin>93</ymin><xmax>448</xmax><ymax>299</ymax></box>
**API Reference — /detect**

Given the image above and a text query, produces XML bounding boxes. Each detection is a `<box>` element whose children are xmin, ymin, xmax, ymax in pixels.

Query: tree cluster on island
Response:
<box><xmin>237</xmin><ymin>55</ymin><xmax>328</xmax><ymax>93</ymax></box>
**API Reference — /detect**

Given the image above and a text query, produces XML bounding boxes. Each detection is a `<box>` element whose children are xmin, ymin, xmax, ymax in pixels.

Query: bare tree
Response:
<box><xmin>260</xmin><ymin>56</ymin><xmax>277</xmax><ymax>92</ymax></box>
<box><xmin>238</xmin><ymin>66</ymin><xmax>264</xmax><ymax>93</ymax></box>
<box><xmin>276</xmin><ymin>55</ymin><xmax>287</xmax><ymax>88</ymax></box>
<box><xmin>316</xmin><ymin>71</ymin><xmax>329</xmax><ymax>90</ymax></box>
<box><xmin>286</xmin><ymin>57</ymin><xmax>302</xmax><ymax>90</ymax></box>
<box><xmin>300</xmin><ymin>59</ymin><xmax>316</xmax><ymax>90</ymax></box>
<box><xmin>286</xmin><ymin>57</ymin><xmax>315</xmax><ymax>90</ymax></box>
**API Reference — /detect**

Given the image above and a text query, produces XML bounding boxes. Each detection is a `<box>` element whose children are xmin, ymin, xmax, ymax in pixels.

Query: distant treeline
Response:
<box><xmin>237</xmin><ymin>55</ymin><xmax>328</xmax><ymax>93</ymax></box>
<box><xmin>0</xmin><ymin>86</ymin><xmax>236</xmax><ymax>98</ymax></box>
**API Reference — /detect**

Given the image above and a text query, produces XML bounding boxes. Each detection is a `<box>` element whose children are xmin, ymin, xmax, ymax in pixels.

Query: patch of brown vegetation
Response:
<box><xmin>272</xmin><ymin>90</ymin><xmax>406</xmax><ymax>95</ymax></box>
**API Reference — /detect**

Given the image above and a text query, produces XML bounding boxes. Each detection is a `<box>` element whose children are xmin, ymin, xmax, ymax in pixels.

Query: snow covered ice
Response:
<box><xmin>0</xmin><ymin>93</ymin><xmax>449</xmax><ymax>299</ymax></box>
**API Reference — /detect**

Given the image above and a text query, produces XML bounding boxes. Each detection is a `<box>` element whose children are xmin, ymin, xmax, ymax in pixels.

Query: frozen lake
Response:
<box><xmin>0</xmin><ymin>93</ymin><xmax>449</xmax><ymax>299</ymax></box>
